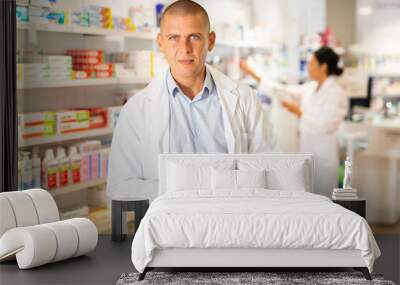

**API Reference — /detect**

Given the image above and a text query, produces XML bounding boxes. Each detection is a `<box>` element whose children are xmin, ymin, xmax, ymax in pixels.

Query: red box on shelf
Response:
<box><xmin>94</xmin><ymin>63</ymin><xmax>113</xmax><ymax>72</ymax></box>
<box><xmin>95</xmin><ymin>70</ymin><xmax>113</xmax><ymax>78</ymax></box>
<box><xmin>89</xmin><ymin>108</ymin><xmax>108</xmax><ymax>129</ymax></box>
<box><xmin>67</xmin><ymin>50</ymin><xmax>104</xmax><ymax>58</ymax></box>
<box><xmin>72</xmin><ymin>57</ymin><xmax>103</xmax><ymax>65</ymax></box>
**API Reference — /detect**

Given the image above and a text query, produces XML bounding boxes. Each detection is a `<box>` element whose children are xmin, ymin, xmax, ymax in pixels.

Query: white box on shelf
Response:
<box><xmin>107</xmin><ymin>106</ymin><xmax>122</xmax><ymax>129</ymax></box>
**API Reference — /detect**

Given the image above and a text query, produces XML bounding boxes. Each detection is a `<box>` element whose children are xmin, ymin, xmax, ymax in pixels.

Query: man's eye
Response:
<box><xmin>190</xmin><ymin>35</ymin><xmax>200</xmax><ymax>40</ymax></box>
<box><xmin>168</xmin><ymin>36</ymin><xmax>178</xmax><ymax>41</ymax></box>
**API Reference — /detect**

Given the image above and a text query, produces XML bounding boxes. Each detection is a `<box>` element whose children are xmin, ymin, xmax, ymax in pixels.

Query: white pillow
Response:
<box><xmin>167</xmin><ymin>162</ymin><xmax>210</xmax><ymax>191</ymax></box>
<box><xmin>211</xmin><ymin>169</ymin><xmax>267</xmax><ymax>190</ymax></box>
<box><xmin>237</xmin><ymin>169</ymin><xmax>267</xmax><ymax>188</ymax></box>
<box><xmin>266</xmin><ymin>162</ymin><xmax>306</xmax><ymax>191</ymax></box>
<box><xmin>165</xmin><ymin>159</ymin><xmax>235</xmax><ymax>192</ymax></box>
<box><xmin>211</xmin><ymin>168</ymin><xmax>236</xmax><ymax>189</ymax></box>
<box><xmin>238</xmin><ymin>159</ymin><xmax>307</xmax><ymax>191</ymax></box>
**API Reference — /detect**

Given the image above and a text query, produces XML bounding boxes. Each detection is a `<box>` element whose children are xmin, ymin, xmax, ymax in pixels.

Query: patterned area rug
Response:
<box><xmin>116</xmin><ymin>271</ymin><xmax>396</xmax><ymax>285</ymax></box>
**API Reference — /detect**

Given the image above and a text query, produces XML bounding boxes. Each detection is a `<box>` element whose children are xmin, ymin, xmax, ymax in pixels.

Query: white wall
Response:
<box><xmin>252</xmin><ymin>0</ymin><xmax>325</xmax><ymax>82</ymax></box>
<box><xmin>326</xmin><ymin>0</ymin><xmax>356</xmax><ymax>48</ymax></box>
<box><xmin>356</xmin><ymin>0</ymin><xmax>400</xmax><ymax>54</ymax></box>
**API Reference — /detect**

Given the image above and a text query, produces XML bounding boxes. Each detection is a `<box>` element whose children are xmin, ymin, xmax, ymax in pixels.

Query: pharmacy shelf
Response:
<box><xmin>17</xmin><ymin>22</ymin><xmax>278</xmax><ymax>50</ymax></box>
<box><xmin>216</xmin><ymin>39</ymin><xmax>279</xmax><ymax>50</ymax></box>
<box><xmin>17</xmin><ymin>77</ymin><xmax>151</xmax><ymax>89</ymax></box>
<box><xmin>17</xmin><ymin>78</ymin><xmax>117</xmax><ymax>89</ymax></box>
<box><xmin>370</xmin><ymin>72</ymin><xmax>400</xmax><ymax>78</ymax></box>
<box><xmin>17</xmin><ymin>22</ymin><xmax>156</xmax><ymax>40</ymax></box>
<box><xmin>19</xmin><ymin>128</ymin><xmax>114</xmax><ymax>147</ymax></box>
<box><xmin>50</xmin><ymin>177</ymin><xmax>107</xmax><ymax>197</ymax></box>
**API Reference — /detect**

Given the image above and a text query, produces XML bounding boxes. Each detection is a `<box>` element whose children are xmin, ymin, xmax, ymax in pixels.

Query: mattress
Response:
<box><xmin>131</xmin><ymin>190</ymin><xmax>380</xmax><ymax>273</ymax></box>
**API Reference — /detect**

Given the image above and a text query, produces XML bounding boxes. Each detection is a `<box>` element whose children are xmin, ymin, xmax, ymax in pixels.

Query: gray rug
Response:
<box><xmin>116</xmin><ymin>271</ymin><xmax>396</xmax><ymax>285</ymax></box>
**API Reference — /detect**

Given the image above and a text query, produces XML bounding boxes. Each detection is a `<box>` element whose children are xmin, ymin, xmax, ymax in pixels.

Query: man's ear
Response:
<box><xmin>156</xmin><ymin>33</ymin><xmax>163</xmax><ymax>52</ymax></box>
<box><xmin>208</xmin><ymin>31</ymin><xmax>216</xmax><ymax>52</ymax></box>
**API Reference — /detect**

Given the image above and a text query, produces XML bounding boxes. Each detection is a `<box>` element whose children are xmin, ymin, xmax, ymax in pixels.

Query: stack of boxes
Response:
<box><xmin>18</xmin><ymin>55</ymin><xmax>73</xmax><ymax>82</ymax></box>
<box><xmin>128</xmin><ymin>3</ymin><xmax>157</xmax><ymax>32</ymax></box>
<box><xmin>19</xmin><ymin>106</ymin><xmax>120</xmax><ymax>142</ymax></box>
<box><xmin>17</xmin><ymin>0</ymin><xmax>158</xmax><ymax>35</ymax></box>
<box><xmin>112</xmin><ymin>16</ymin><xmax>136</xmax><ymax>31</ymax></box>
<box><xmin>16</xmin><ymin>50</ymin><xmax>167</xmax><ymax>82</ymax></box>
<box><xmin>19</xmin><ymin>111</ymin><xmax>57</xmax><ymax>140</ymax></box>
<box><xmin>109</xmin><ymin>50</ymin><xmax>168</xmax><ymax>78</ymax></box>
<box><xmin>57</xmin><ymin>110</ymin><xmax>90</xmax><ymax>134</ymax></box>
<box><xmin>67</xmin><ymin>50</ymin><xmax>114</xmax><ymax>79</ymax></box>
<box><xmin>57</xmin><ymin>109</ymin><xmax>108</xmax><ymax>135</ymax></box>
<box><xmin>29</xmin><ymin>5</ymin><xmax>69</xmax><ymax>25</ymax></box>
<box><xmin>71</xmin><ymin>10</ymin><xmax>89</xmax><ymax>28</ymax></box>
<box><xmin>85</xmin><ymin>5</ymin><xmax>113</xmax><ymax>29</ymax></box>
<box><xmin>16</xmin><ymin>4</ymin><xmax>29</xmax><ymax>23</ymax></box>
<box><xmin>25</xmin><ymin>0</ymin><xmax>69</xmax><ymax>26</ymax></box>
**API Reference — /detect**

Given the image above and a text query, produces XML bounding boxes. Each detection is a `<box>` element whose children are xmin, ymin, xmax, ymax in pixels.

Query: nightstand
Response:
<box><xmin>332</xmin><ymin>199</ymin><xmax>366</xmax><ymax>218</ymax></box>
<box><xmin>111</xmin><ymin>199</ymin><xmax>149</xmax><ymax>242</ymax></box>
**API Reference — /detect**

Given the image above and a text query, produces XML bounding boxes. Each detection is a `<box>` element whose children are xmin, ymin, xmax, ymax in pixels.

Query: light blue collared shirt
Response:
<box><xmin>167</xmin><ymin>68</ymin><xmax>228</xmax><ymax>153</ymax></box>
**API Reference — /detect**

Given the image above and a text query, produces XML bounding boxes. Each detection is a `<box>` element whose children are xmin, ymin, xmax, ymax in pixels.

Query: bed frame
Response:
<box><xmin>138</xmin><ymin>153</ymin><xmax>372</xmax><ymax>281</ymax></box>
<box><xmin>140</xmin><ymin>248</ymin><xmax>371</xmax><ymax>280</ymax></box>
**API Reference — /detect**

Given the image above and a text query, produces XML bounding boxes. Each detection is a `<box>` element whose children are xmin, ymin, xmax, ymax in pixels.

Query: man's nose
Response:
<box><xmin>178</xmin><ymin>38</ymin><xmax>193</xmax><ymax>53</ymax></box>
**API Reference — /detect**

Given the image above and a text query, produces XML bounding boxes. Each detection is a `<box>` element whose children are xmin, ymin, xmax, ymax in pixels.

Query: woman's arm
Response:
<box><xmin>282</xmin><ymin>100</ymin><xmax>303</xmax><ymax>117</ymax></box>
<box><xmin>240</xmin><ymin>59</ymin><xmax>305</xmax><ymax>101</ymax></box>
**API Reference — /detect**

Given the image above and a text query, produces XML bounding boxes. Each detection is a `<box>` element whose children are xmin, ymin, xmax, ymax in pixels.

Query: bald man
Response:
<box><xmin>107</xmin><ymin>0</ymin><xmax>277</xmax><ymax>201</ymax></box>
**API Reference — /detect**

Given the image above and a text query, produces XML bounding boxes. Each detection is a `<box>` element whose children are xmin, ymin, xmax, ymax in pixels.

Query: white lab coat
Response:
<box><xmin>107</xmin><ymin>64</ymin><xmax>277</xmax><ymax>201</ymax></box>
<box><xmin>260</xmin><ymin>76</ymin><xmax>348</xmax><ymax>197</ymax></box>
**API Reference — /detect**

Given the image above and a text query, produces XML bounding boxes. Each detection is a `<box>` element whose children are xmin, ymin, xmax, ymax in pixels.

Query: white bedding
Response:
<box><xmin>131</xmin><ymin>190</ymin><xmax>380</xmax><ymax>273</ymax></box>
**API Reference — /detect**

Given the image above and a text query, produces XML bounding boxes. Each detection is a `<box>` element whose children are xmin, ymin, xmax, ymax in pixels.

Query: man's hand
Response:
<box><xmin>282</xmin><ymin>100</ymin><xmax>303</xmax><ymax>117</ymax></box>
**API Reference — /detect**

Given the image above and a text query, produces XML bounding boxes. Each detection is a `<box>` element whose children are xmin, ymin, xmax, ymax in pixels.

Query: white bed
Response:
<box><xmin>131</xmin><ymin>153</ymin><xmax>380</xmax><ymax>280</ymax></box>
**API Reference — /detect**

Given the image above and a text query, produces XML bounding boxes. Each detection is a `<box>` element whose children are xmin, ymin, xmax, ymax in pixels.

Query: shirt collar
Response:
<box><xmin>166</xmin><ymin>67</ymin><xmax>214</xmax><ymax>99</ymax></box>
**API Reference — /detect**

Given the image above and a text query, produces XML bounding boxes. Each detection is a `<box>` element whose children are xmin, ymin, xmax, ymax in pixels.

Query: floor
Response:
<box><xmin>0</xmin><ymin>236</ymin><xmax>134</xmax><ymax>285</ymax></box>
<box><xmin>371</xmin><ymin>220</ymin><xmax>400</xmax><ymax>235</ymax></box>
<box><xmin>1</xmin><ymin>233</ymin><xmax>399</xmax><ymax>285</ymax></box>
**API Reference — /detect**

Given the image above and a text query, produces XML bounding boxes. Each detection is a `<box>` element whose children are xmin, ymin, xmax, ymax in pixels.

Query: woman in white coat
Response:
<box><xmin>241</xmin><ymin>47</ymin><xmax>348</xmax><ymax>197</ymax></box>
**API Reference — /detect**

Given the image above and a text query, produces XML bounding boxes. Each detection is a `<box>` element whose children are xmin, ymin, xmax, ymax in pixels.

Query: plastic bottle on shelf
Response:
<box><xmin>56</xmin><ymin>147</ymin><xmax>70</xmax><ymax>187</ymax></box>
<box><xmin>42</xmin><ymin>149</ymin><xmax>58</xmax><ymax>190</ymax></box>
<box><xmin>89</xmin><ymin>140</ymin><xmax>101</xmax><ymax>180</ymax></box>
<box><xmin>68</xmin><ymin>145</ymin><xmax>81</xmax><ymax>184</ymax></box>
<box><xmin>22</xmin><ymin>152</ymin><xmax>33</xmax><ymax>190</ymax></box>
<box><xmin>99</xmin><ymin>147</ymin><xmax>110</xmax><ymax>177</ymax></box>
<box><xmin>32</xmin><ymin>147</ymin><xmax>41</xmax><ymax>188</ymax></box>
<box><xmin>78</xmin><ymin>141</ymin><xmax>91</xmax><ymax>182</ymax></box>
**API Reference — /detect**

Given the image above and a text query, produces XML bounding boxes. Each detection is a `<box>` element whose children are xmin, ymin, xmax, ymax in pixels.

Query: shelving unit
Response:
<box><xmin>17</xmin><ymin>22</ymin><xmax>278</xmax><ymax>50</ymax></box>
<box><xmin>16</xmin><ymin>11</ymin><xmax>279</xmax><ymax>233</ymax></box>
<box><xmin>17</xmin><ymin>22</ymin><xmax>156</xmax><ymax>40</ymax></box>
<box><xmin>19</xmin><ymin>128</ymin><xmax>114</xmax><ymax>147</ymax></box>
<box><xmin>17</xmin><ymin>77</ymin><xmax>152</xmax><ymax>89</ymax></box>
<box><xmin>217</xmin><ymin>39</ymin><xmax>279</xmax><ymax>50</ymax></box>
<box><xmin>50</xmin><ymin>177</ymin><xmax>107</xmax><ymax>197</ymax></box>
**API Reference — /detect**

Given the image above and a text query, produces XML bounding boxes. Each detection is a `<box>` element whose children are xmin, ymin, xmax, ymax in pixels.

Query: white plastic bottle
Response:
<box><xmin>42</xmin><ymin>149</ymin><xmax>58</xmax><ymax>190</ymax></box>
<box><xmin>56</xmin><ymin>147</ymin><xmax>70</xmax><ymax>187</ymax></box>
<box><xmin>32</xmin><ymin>147</ymin><xmax>41</xmax><ymax>188</ymax></box>
<box><xmin>68</xmin><ymin>145</ymin><xmax>81</xmax><ymax>184</ymax></box>
<box><xmin>22</xmin><ymin>152</ymin><xmax>33</xmax><ymax>190</ymax></box>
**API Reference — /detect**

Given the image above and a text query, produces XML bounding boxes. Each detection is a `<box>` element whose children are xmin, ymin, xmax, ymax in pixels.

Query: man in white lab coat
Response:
<box><xmin>107</xmin><ymin>0</ymin><xmax>277</xmax><ymax>201</ymax></box>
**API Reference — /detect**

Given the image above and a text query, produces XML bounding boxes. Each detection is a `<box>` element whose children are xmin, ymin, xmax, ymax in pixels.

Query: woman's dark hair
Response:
<box><xmin>314</xmin><ymin>46</ymin><xmax>343</xmax><ymax>76</ymax></box>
